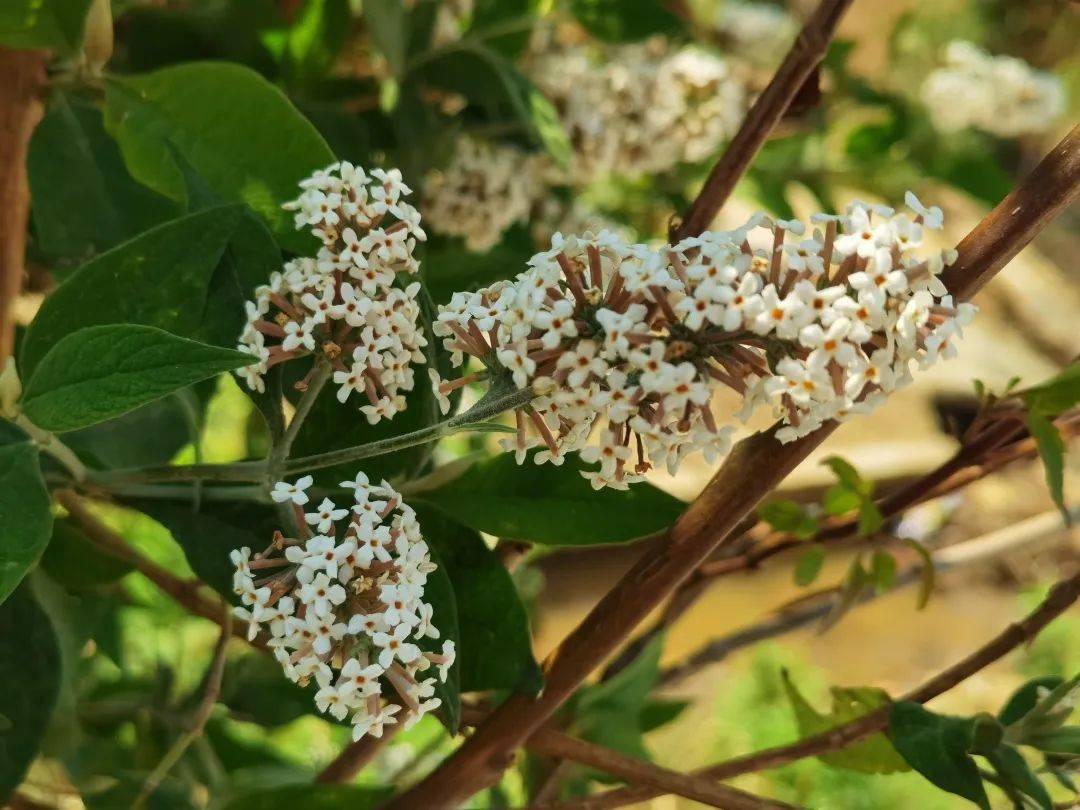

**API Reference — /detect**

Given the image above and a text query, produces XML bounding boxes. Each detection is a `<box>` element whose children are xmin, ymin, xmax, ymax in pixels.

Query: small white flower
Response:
<box><xmin>271</xmin><ymin>476</ymin><xmax>314</xmax><ymax>505</ymax></box>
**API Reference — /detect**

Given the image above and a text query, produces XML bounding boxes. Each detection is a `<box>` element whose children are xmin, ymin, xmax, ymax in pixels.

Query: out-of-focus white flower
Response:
<box><xmin>921</xmin><ymin>41</ymin><xmax>1064</xmax><ymax>138</ymax></box>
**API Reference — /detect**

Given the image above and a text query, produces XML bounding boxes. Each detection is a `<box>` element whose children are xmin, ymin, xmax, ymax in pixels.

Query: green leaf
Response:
<box><xmin>639</xmin><ymin>699</ymin><xmax>689</xmax><ymax>733</ymax></box>
<box><xmin>822</xmin><ymin>456</ymin><xmax>872</xmax><ymax>496</ymax></box>
<box><xmin>857</xmin><ymin>499</ymin><xmax>884</xmax><ymax>536</ymax></box>
<box><xmin>416</xmin><ymin>506</ymin><xmax>540</xmax><ymax>694</ymax></box>
<box><xmin>1026</xmin><ymin>411</ymin><xmax>1068</xmax><ymax>523</ymax></box>
<box><xmin>131</xmin><ymin>500</ymin><xmax>267</xmax><ymax>599</ymax></box>
<box><xmin>568</xmin><ymin>0</ymin><xmax>682</xmax><ymax>42</ymax></box>
<box><xmin>28</xmin><ymin>93</ymin><xmax>178</xmax><ymax>265</ymax></box>
<box><xmin>759</xmin><ymin>500</ymin><xmax>818</xmax><ymax>538</ymax></box>
<box><xmin>574</xmin><ymin>635</ymin><xmax>664</xmax><ymax>769</ymax></box>
<box><xmin>422</xmin><ymin>226</ymin><xmax>535</xmax><ymax>307</ymax></box>
<box><xmin>223</xmin><ymin>784</ymin><xmax>390</xmax><ymax>810</ymax></box>
<box><xmin>986</xmin><ymin>744</ymin><xmax>1053</xmax><ymax>810</ymax></box>
<box><xmin>794</xmin><ymin>546</ymin><xmax>826</xmax><ymax>587</ymax></box>
<box><xmin>282</xmin><ymin>0</ymin><xmax>351</xmax><ymax>86</ymax></box>
<box><xmin>420</xmin><ymin>537</ymin><xmax>461</xmax><ymax>733</ymax></box>
<box><xmin>364</xmin><ymin>0</ymin><xmax>407</xmax><ymax>78</ymax></box>
<box><xmin>20</xmin><ymin>204</ymin><xmax>244</xmax><ymax>378</ymax></box>
<box><xmin>889</xmin><ymin>702</ymin><xmax>991</xmax><ymax>809</ymax></box>
<box><xmin>468</xmin><ymin>0</ymin><xmax>532</xmax><ymax>56</ymax></box>
<box><xmin>409</xmin><ymin>44</ymin><xmax>566</xmax><ymax>164</ymax></box>
<box><xmin>999</xmin><ymin>676</ymin><xmax>1063</xmax><ymax>726</ymax></box>
<box><xmin>419</xmin><ymin>453</ymin><xmax>684</xmax><ymax>545</ymax></box>
<box><xmin>0</xmin><ymin>0</ymin><xmax>92</xmax><ymax>52</ymax></box>
<box><xmin>0</xmin><ymin>585</ymin><xmax>61</xmax><ymax>804</ymax></box>
<box><xmin>0</xmin><ymin>443</ymin><xmax>52</xmax><ymax>605</ymax></box>
<box><xmin>823</xmin><ymin>483</ymin><xmax>862</xmax><ymax>516</ymax></box>
<box><xmin>1027</xmin><ymin>726</ymin><xmax>1080</xmax><ymax>756</ymax></box>
<box><xmin>870</xmin><ymin>550</ymin><xmax>896</xmax><ymax>592</ymax></box>
<box><xmin>527</xmin><ymin>86</ymin><xmax>572</xmax><ymax>170</ymax></box>
<box><xmin>1025</xmin><ymin>363</ymin><xmax>1080</xmax><ymax>417</ymax></box>
<box><xmin>21</xmin><ymin>325</ymin><xmax>256</xmax><ymax>433</ymax></box>
<box><xmin>781</xmin><ymin>672</ymin><xmax>909</xmax><ymax>774</ymax></box>
<box><xmin>40</xmin><ymin>519</ymin><xmax>132</xmax><ymax>590</ymax></box>
<box><xmin>819</xmin><ymin>556</ymin><xmax>871</xmax><ymax>633</ymax></box>
<box><xmin>902</xmin><ymin>537</ymin><xmax>936</xmax><ymax>609</ymax></box>
<box><xmin>220</xmin><ymin>652</ymin><xmax>316</xmax><ymax>728</ymax></box>
<box><xmin>104</xmin><ymin>62</ymin><xmax>335</xmax><ymax>253</ymax></box>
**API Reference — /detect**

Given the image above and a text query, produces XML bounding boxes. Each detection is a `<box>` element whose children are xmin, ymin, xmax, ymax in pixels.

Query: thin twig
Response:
<box><xmin>55</xmin><ymin>490</ymin><xmax>262</xmax><ymax>647</ymax></box>
<box><xmin>604</xmin><ymin>411</ymin><xmax>1076</xmax><ymax>680</ymax></box>
<box><xmin>87</xmin><ymin>380</ymin><xmax>533</xmax><ymax>487</ymax></box>
<box><xmin>273</xmin><ymin>358</ymin><xmax>332</xmax><ymax>468</ymax></box>
<box><xmin>133</xmin><ymin>610</ymin><xmax>233</xmax><ymax>808</ymax></box>
<box><xmin>540</xmin><ymin>569</ymin><xmax>1080</xmax><ymax>810</ymax></box>
<box><xmin>522</xmin><ymin>720</ymin><xmax>797</xmax><ymax>810</ymax></box>
<box><xmin>670</xmin><ymin>0</ymin><xmax>855</xmax><ymax>241</ymax></box>
<box><xmin>384</xmin><ymin>118</ymin><xmax>1080</xmax><ymax>810</ymax></box>
<box><xmin>659</xmin><ymin>507</ymin><xmax>1078</xmax><ymax>687</ymax></box>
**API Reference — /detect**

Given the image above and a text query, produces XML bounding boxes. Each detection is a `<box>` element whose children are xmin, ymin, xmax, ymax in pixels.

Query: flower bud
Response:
<box><xmin>81</xmin><ymin>0</ymin><xmax>114</xmax><ymax>75</ymax></box>
<box><xmin>0</xmin><ymin>358</ymin><xmax>21</xmax><ymax>420</ymax></box>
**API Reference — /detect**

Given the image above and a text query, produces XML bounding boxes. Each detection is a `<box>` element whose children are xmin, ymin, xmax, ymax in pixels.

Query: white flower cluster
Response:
<box><xmin>431</xmin><ymin>193</ymin><xmax>975</xmax><ymax>489</ymax></box>
<box><xmin>236</xmin><ymin>164</ymin><xmax>428</xmax><ymax>424</ymax></box>
<box><xmin>423</xmin><ymin>136</ymin><xmax>543</xmax><ymax>252</ymax></box>
<box><xmin>921</xmin><ymin>41</ymin><xmax>1064</xmax><ymax>138</ymax></box>
<box><xmin>713</xmin><ymin>0</ymin><xmax>798</xmax><ymax>67</ymax></box>
<box><xmin>529</xmin><ymin>40</ymin><xmax>746</xmax><ymax>180</ymax></box>
<box><xmin>230</xmin><ymin>473</ymin><xmax>454</xmax><ymax>741</ymax></box>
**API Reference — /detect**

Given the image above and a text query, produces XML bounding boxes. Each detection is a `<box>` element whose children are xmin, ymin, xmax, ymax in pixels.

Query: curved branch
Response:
<box><xmin>659</xmin><ymin>507</ymin><xmax>1077</xmax><ymax>688</ymax></box>
<box><xmin>540</xmin><ymin>569</ymin><xmax>1080</xmax><ymax>810</ymax></box>
<box><xmin>385</xmin><ymin>121</ymin><xmax>1080</xmax><ymax>810</ymax></box>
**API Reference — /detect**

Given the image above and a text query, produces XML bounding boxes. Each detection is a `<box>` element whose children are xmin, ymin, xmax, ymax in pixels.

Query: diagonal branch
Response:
<box><xmin>55</xmin><ymin>490</ymin><xmax>263</xmax><ymax>647</ymax></box>
<box><xmin>602</xmin><ymin>409</ymin><xmax>1076</xmax><ymax>680</ymax></box>
<box><xmin>385</xmin><ymin>121</ymin><xmax>1080</xmax><ymax>810</ymax></box>
<box><xmin>670</xmin><ymin>0</ymin><xmax>854</xmax><ymax>241</ymax></box>
<box><xmin>544</xmin><ymin>568</ymin><xmax>1080</xmax><ymax>810</ymax></box>
<box><xmin>658</xmin><ymin>507</ymin><xmax>1078</xmax><ymax>688</ymax></box>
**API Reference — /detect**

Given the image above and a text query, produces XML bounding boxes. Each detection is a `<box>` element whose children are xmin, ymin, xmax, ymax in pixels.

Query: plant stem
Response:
<box><xmin>271</xmin><ymin>358</ymin><xmax>332</xmax><ymax>471</ymax></box>
<box><xmin>281</xmin><ymin>381</ymin><xmax>533</xmax><ymax>475</ymax></box>
<box><xmin>15</xmin><ymin>413</ymin><xmax>88</xmax><ymax>482</ymax></box>
<box><xmin>83</xmin><ymin>378</ymin><xmax>533</xmax><ymax>490</ymax></box>
<box><xmin>658</xmin><ymin>508</ymin><xmax>1077</xmax><ymax>688</ymax></box>
<box><xmin>133</xmin><ymin>611</ymin><xmax>233</xmax><ymax>809</ymax></box>
<box><xmin>383</xmin><ymin>112</ymin><xmax>1080</xmax><ymax>810</ymax></box>
<box><xmin>547</xmin><ymin>570</ymin><xmax>1080</xmax><ymax>810</ymax></box>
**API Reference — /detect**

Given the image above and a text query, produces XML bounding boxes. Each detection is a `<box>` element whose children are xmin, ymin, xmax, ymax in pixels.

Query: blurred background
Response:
<box><xmin>10</xmin><ymin>0</ymin><xmax>1079</xmax><ymax>807</ymax></box>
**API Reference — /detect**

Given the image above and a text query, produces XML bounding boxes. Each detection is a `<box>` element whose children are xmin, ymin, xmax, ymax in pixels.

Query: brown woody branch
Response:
<box><xmin>659</xmin><ymin>507</ymin><xmax>1078</xmax><ymax>687</ymax></box>
<box><xmin>522</xmin><ymin>721</ymin><xmax>796</xmax><ymax>810</ymax></box>
<box><xmin>604</xmin><ymin>407</ymin><xmax>1078</xmax><ymax>681</ymax></box>
<box><xmin>540</xmin><ymin>568</ymin><xmax>1080</xmax><ymax>810</ymax></box>
<box><xmin>386</xmin><ymin>122</ymin><xmax>1080</xmax><ymax>810</ymax></box>
<box><xmin>55</xmin><ymin>490</ymin><xmax>263</xmax><ymax>648</ymax></box>
<box><xmin>0</xmin><ymin>47</ymin><xmax>47</xmax><ymax>360</ymax></box>
<box><xmin>670</xmin><ymin>0</ymin><xmax>854</xmax><ymax>241</ymax></box>
<box><xmin>457</xmin><ymin>705</ymin><xmax>795</xmax><ymax>810</ymax></box>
